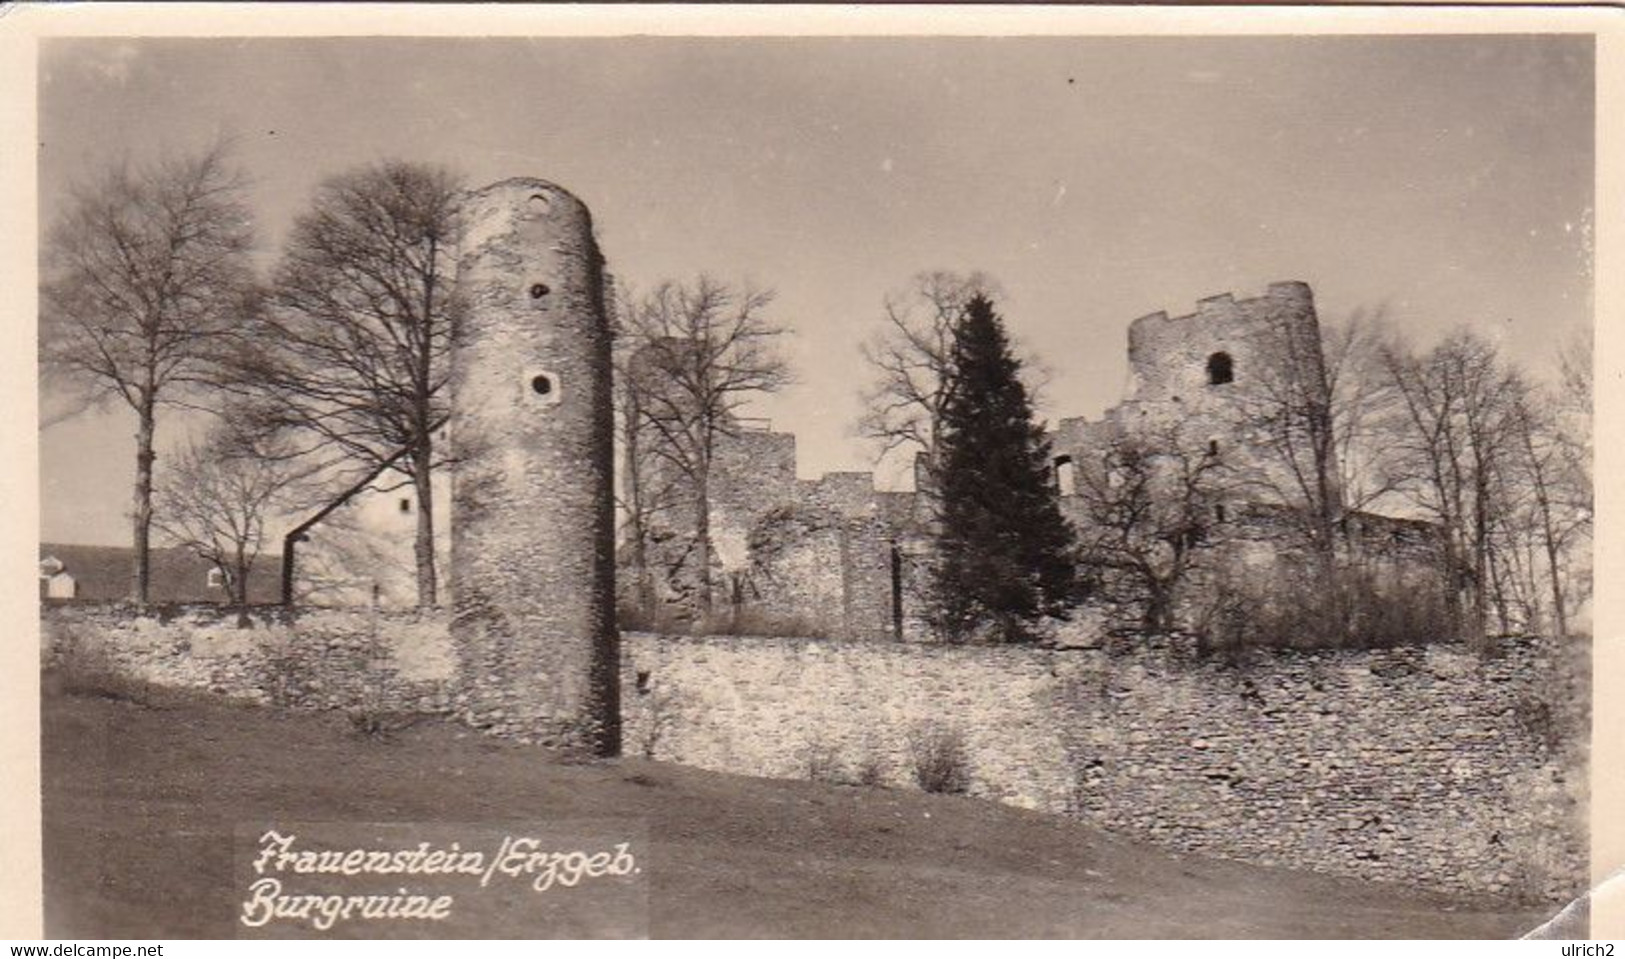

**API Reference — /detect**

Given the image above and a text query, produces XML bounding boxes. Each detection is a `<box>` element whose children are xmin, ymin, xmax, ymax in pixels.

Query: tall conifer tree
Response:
<box><xmin>932</xmin><ymin>294</ymin><xmax>1078</xmax><ymax>642</ymax></box>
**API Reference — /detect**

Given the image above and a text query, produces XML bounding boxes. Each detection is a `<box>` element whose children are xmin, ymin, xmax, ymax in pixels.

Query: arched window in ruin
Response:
<box><xmin>1207</xmin><ymin>351</ymin><xmax>1234</xmax><ymax>386</ymax></box>
<box><xmin>1053</xmin><ymin>454</ymin><xmax>1076</xmax><ymax>496</ymax></box>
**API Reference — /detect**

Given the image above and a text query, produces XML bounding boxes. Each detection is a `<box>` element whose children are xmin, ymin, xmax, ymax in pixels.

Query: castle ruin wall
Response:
<box><xmin>620</xmin><ymin>629</ymin><xmax>1585</xmax><ymax>903</ymax></box>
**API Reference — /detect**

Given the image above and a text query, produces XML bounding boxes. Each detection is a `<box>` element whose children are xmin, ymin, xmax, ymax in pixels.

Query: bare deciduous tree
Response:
<box><xmin>1072</xmin><ymin>420</ymin><xmax>1234</xmax><ymax>633</ymax></box>
<box><xmin>40</xmin><ymin>142</ymin><xmax>256</xmax><ymax>604</ymax></box>
<box><xmin>1501</xmin><ymin>375</ymin><xmax>1592</xmax><ymax>637</ymax></box>
<box><xmin>615</xmin><ymin>306</ymin><xmax>684</xmax><ymax>619</ymax></box>
<box><xmin>619</xmin><ymin>276</ymin><xmax>792</xmax><ymax>615</ymax></box>
<box><xmin>1377</xmin><ymin>330</ymin><xmax>1525</xmax><ymax>644</ymax></box>
<box><xmin>857</xmin><ymin>271</ymin><xmax>1003</xmax><ymax>491</ymax></box>
<box><xmin>153</xmin><ymin>422</ymin><xmax>312</xmax><ymax>619</ymax></box>
<box><xmin>1238</xmin><ymin>308</ymin><xmax>1396</xmax><ymax>570</ymax></box>
<box><xmin>1322</xmin><ymin>311</ymin><xmax>1404</xmax><ymax>516</ymax></box>
<box><xmin>227</xmin><ymin>161</ymin><xmax>463</xmax><ymax>608</ymax></box>
<box><xmin>1553</xmin><ymin>331</ymin><xmax>1595</xmax><ymax>620</ymax></box>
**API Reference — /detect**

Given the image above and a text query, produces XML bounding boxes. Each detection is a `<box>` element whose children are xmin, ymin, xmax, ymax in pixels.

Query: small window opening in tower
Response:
<box><xmin>399</xmin><ymin>497</ymin><xmax>412</xmax><ymax>514</ymax></box>
<box><xmin>531</xmin><ymin>374</ymin><xmax>554</xmax><ymax>396</ymax></box>
<box><xmin>1214</xmin><ymin>503</ymin><xmax>1226</xmax><ymax>523</ymax></box>
<box><xmin>1208</xmin><ymin>439</ymin><xmax>1220</xmax><ymax>457</ymax></box>
<box><xmin>1053</xmin><ymin>454</ymin><xmax>1076</xmax><ymax>496</ymax></box>
<box><xmin>1207</xmin><ymin>351</ymin><xmax>1234</xmax><ymax>385</ymax></box>
<box><xmin>530</xmin><ymin>282</ymin><xmax>550</xmax><ymax>300</ymax></box>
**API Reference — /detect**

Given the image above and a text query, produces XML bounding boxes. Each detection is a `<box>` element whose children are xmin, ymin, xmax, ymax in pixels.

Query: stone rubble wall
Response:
<box><xmin>619</xmin><ymin>630</ymin><xmax>1587</xmax><ymax>903</ymax></box>
<box><xmin>41</xmin><ymin>604</ymin><xmax>1586</xmax><ymax>903</ymax></box>
<box><xmin>1049</xmin><ymin>637</ymin><xmax>1587</xmax><ymax>903</ymax></box>
<box><xmin>42</xmin><ymin>605</ymin><xmax>455</xmax><ymax>714</ymax></box>
<box><xmin>743</xmin><ymin>505</ymin><xmax>847</xmax><ymax>636</ymax></box>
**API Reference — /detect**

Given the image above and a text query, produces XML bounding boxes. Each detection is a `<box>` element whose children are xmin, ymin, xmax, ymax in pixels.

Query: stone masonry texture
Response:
<box><xmin>450</xmin><ymin>179</ymin><xmax>619</xmax><ymax>752</ymax></box>
<box><xmin>620</xmin><ymin>631</ymin><xmax>1587</xmax><ymax>903</ymax></box>
<box><xmin>44</xmin><ymin>605</ymin><xmax>1585</xmax><ymax>904</ymax></box>
<box><xmin>42</xmin><ymin>605</ymin><xmax>456</xmax><ymax>715</ymax></box>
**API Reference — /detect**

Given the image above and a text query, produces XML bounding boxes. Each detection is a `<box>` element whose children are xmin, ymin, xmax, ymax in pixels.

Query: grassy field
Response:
<box><xmin>42</xmin><ymin>683</ymin><xmax>1552</xmax><ymax>938</ymax></box>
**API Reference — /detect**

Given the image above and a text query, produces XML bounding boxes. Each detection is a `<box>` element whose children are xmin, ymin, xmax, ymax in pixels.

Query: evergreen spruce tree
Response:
<box><xmin>932</xmin><ymin>294</ymin><xmax>1078</xmax><ymax>642</ymax></box>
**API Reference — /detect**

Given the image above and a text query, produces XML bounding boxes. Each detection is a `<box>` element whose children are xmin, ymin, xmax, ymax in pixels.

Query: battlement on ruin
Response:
<box><xmin>1127</xmin><ymin>281</ymin><xmax>1316</xmax><ymax>334</ymax></box>
<box><xmin>1109</xmin><ymin>281</ymin><xmax>1334</xmax><ymax>495</ymax></box>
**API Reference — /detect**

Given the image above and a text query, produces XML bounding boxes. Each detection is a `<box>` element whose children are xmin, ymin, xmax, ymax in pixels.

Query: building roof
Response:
<box><xmin>38</xmin><ymin>543</ymin><xmax>283</xmax><ymax>604</ymax></box>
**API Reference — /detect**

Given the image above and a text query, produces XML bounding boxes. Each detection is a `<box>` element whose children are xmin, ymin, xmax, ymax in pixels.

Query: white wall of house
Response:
<box><xmin>43</xmin><ymin>571</ymin><xmax>77</xmax><ymax>599</ymax></box>
<box><xmin>294</xmin><ymin>468</ymin><xmax>453</xmax><ymax>608</ymax></box>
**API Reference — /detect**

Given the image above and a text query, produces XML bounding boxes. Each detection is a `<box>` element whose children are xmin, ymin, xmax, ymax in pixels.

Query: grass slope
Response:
<box><xmin>42</xmin><ymin>687</ymin><xmax>1548</xmax><ymax>938</ymax></box>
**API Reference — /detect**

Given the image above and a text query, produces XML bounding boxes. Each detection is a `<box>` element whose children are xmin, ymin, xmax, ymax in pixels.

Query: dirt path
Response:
<box><xmin>41</xmin><ymin>689</ymin><xmax>1551</xmax><ymax>938</ymax></box>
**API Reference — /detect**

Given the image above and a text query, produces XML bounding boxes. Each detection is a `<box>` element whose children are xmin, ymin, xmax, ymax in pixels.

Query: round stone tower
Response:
<box><xmin>450</xmin><ymin>178</ymin><xmax>619</xmax><ymax>755</ymax></box>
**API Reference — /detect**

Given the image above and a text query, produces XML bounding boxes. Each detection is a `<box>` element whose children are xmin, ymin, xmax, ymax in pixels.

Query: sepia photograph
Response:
<box><xmin>13</xmin><ymin>7</ymin><xmax>1605</xmax><ymax>940</ymax></box>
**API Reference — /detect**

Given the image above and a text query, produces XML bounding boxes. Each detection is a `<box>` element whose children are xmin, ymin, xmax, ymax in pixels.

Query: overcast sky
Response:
<box><xmin>37</xmin><ymin>34</ymin><xmax>1593</xmax><ymax>546</ymax></box>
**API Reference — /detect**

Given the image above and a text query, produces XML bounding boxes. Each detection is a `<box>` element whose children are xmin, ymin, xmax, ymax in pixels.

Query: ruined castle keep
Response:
<box><xmin>630</xmin><ymin>281</ymin><xmax>1442</xmax><ymax>640</ymax></box>
<box><xmin>1050</xmin><ymin>282</ymin><xmax>1441</xmax><ymax>590</ymax></box>
<box><xmin>450</xmin><ymin>179</ymin><xmax>619</xmax><ymax>752</ymax></box>
<box><xmin>1051</xmin><ymin>281</ymin><xmax>1334</xmax><ymax>510</ymax></box>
